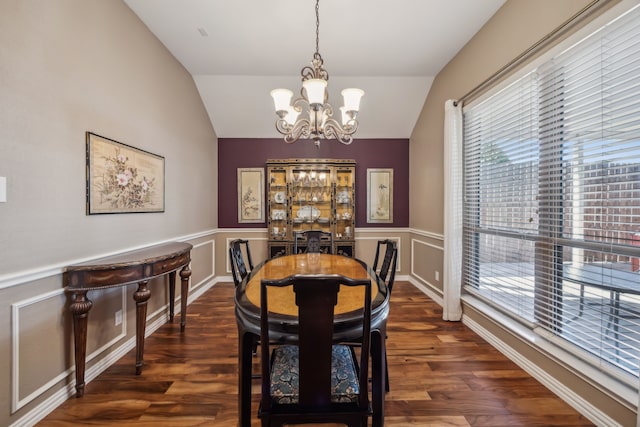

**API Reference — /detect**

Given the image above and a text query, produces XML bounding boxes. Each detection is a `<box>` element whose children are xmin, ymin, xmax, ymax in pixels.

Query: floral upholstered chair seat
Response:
<box><xmin>269</xmin><ymin>344</ymin><xmax>360</xmax><ymax>404</ymax></box>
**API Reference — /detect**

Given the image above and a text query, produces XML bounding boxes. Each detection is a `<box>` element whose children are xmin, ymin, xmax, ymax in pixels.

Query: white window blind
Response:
<box><xmin>462</xmin><ymin>4</ymin><xmax>640</xmax><ymax>377</ymax></box>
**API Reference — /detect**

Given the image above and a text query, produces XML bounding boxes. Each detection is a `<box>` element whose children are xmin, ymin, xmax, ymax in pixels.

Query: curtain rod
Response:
<box><xmin>454</xmin><ymin>0</ymin><xmax>612</xmax><ymax>107</ymax></box>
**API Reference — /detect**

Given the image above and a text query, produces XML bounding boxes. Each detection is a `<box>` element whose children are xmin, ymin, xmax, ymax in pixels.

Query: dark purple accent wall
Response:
<box><xmin>218</xmin><ymin>138</ymin><xmax>409</xmax><ymax>228</ymax></box>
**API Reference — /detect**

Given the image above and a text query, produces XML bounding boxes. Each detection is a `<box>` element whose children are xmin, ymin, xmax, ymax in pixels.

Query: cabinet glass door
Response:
<box><xmin>267</xmin><ymin>167</ymin><xmax>288</xmax><ymax>240</ymax></box>
<box><xmin>335</xmin><ymin>167</ymin><xmax>354</xmax><ymax>240</ymax></box>
<box><xmin>290</xmin><ymin>166</ymin><xmax>332</xmax><ymax>236</ymax></box>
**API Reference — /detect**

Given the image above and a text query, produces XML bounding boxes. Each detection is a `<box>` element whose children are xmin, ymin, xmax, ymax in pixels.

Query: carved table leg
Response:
<box><xmin>70</xmin><ymin>291</ymin><xmax>93</xmax><ymax>397</ymax></box>
<box><xmin>168</xmin><ymin>271</ymin><xmax>176</xmax><ymax>321</ymax></box>
<box><xmin>179</xmin><ymin>265</ymin><xmax>192</xmax><ymax>332</ymax></box>
<box><xmin>133</xmin><ymin>280</ymin><xmax>151</xmax><ymax>375</ymax></box>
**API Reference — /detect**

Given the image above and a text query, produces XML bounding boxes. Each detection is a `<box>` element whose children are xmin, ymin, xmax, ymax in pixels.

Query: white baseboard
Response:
<box><xmin>463</xmin><ymin>315</ymin><xmax>621</xmax><ymax>427</ymax></box>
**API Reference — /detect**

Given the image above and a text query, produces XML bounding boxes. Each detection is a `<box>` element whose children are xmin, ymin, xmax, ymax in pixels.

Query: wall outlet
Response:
<box><xmin>435</xmin><ymin>270</ymin><xmax>440</xmax><ymax>282</ymax></box>
<box><xmin>114</xmin><ymin>310</ymin><xmax>123</xmax><ymax>326</ymax></box>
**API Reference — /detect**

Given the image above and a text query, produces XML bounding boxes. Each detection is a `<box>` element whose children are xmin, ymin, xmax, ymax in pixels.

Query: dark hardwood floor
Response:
<box><xmin>38</xmin><ymin>281</ymin><xmax>594</xmax><ymax>426</ymax></box>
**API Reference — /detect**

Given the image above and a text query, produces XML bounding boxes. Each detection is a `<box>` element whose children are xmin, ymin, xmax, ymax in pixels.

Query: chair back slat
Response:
<box><xmin>230</xmin><ymin>239</ymin><xmax>253</xmax><ymax>287</ymax></box>
<box><xmin>373</xmin><ymin>240</ymin><xmax>398</xmax><ymax>292</ymax></box>
<box><xmin>293</xmin><ymin>230</ymin><xmax>334</xmax><ymax>254</ymax></box>
<box><xmin>295</xmin><ymin>280</ymin><xmax>340</xmax><ymax>407</ymax></box>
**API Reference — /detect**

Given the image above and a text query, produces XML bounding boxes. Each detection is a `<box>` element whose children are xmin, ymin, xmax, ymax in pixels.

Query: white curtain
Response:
<box><xmin>443</xmin><ymin>99</ymin><xmax>463</xmax><ymax>321</ymax></box>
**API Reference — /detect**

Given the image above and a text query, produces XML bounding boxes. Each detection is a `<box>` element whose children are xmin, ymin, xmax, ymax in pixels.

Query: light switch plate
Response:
<box><xmin>0</xmin><ymin>177</ymin><xmax>6</xmax><ymax>202</ymax></box>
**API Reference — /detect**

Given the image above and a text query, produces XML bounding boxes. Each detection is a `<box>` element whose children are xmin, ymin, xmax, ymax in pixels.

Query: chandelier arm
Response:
<box><xmin>291</xmin><ymin>97</ymin><xmax>307</xmax><ymax>111</ymax></box>
<box><xmin>275</xmin><ymin>118</ymin><xmax>311</xmax><ymax>144</ymax></box>
<box><xmin>322</xmin><ymin>117</ymin><xmax>355</xmax><ymax>145</ymax></box>
<box><xmin>343</xmin><ymin>118</ymin><xmax>359</xmax><ymax>134</ymax></box>
<box><xmin>274</xmin><ymin>118</ymin><xmax>292</xmax><ymax>135</ymax></box>
<box><xmin>291</xmin><ymin>118</ymin><xmax>311</xmax><ymax>141</ymax></box>
<box><xmin>324</xmin><ymin>114</ymin><xmax>358</xmax><ymax>137</ymax></box>
<box><xmin>321</xmin><ymin>102</ymin><xmax>333</xmax><ymax>117</ymax></box>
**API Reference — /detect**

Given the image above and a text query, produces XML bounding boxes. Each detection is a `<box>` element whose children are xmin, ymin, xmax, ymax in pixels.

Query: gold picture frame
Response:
<box><xmin>86</xmin><ymin>132</ymin><xmax>165</xmax><ymax>214</ymax></box>
<box><xmin>238</xmin><ymin>167</ymin><xmax>265</xmax><ymax>223</ymax></box>
<box><xmin>367</xmin><ymin>168</ymin><xmax>393</xmax><ymax>223</ymax></box>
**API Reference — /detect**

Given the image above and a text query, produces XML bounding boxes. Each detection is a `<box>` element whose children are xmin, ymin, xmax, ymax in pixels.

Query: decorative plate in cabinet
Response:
<box><xmin>274</xmin><ymin>191</ymin><xmax>286</xmax><ymax>203</ymax></box>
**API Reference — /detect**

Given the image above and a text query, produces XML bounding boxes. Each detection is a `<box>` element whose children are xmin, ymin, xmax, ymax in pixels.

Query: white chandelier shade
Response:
<box><xmin>302</xmin><ymin>79</ymin><xmax>327</xmax><ymax>105</ymax></box>
<box><xmin>270</xmin><ymin>89</ymin><xmax>293</xmax><ymax>112</ymax></box>
<box><xmin>342</xmin><ymin>88</ymin><xmax>365</xmax><ymax>112</ymax></box>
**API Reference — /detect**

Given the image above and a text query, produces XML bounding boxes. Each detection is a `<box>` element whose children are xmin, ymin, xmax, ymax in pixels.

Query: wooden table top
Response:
<box><xmin>245</xmin><ymin>253</ymin><xmax>379</xmax><ymax>316</ymax></box>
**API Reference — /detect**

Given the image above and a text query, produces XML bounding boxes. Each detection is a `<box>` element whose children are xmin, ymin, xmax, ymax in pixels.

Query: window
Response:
<box><xmin>463</xmin><ymin>4</ymin><xmax>640</xmax><ymax>378</ymax></box>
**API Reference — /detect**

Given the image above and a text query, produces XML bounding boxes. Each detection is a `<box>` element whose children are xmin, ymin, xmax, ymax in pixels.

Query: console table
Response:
<box><xmin>65</xmin><ymin>241</ymin><xmax>193</xmax><ymax>397</ymax></box>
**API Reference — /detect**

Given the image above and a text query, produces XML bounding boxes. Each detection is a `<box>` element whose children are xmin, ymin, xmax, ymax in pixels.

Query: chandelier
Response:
<box><xmin>270</xmin><ymin>0</ymin><xmax>364</xmax><ymax>148</ymax></box>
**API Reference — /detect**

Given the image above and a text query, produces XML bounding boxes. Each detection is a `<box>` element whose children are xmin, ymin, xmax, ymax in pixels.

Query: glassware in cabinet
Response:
<box><xmin>290</xmin><ymin>165</ymin><xmax>332</xmax><ymax>235</ymax></box>
<box><xmin>267</xmin><ymin>166</ymin><xmax>288</xmax><ymax>240</ymax></box>
<box><xmin>334</xmin><ymin>166</ymin><xmax>355</xmax><ymax>240</ymax></box>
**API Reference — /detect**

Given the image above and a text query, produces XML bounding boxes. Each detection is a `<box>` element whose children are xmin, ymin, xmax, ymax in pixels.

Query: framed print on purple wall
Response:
<box><xmin>367</xmin><ymin>168</ymin><xmax>393</xmax><ymax>223</ymax></box>
<box><xmin>86</xmin><ymin>132</ymin><xmax>165</xmax><ymax>214</ymax></box>
<box><xmin>237</xmin><ymin>167</ymin><xmax>265</xmax><ymax>223</ymax></box>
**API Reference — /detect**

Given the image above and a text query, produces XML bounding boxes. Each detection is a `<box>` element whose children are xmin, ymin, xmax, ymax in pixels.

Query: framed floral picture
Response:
<box><xmin>367</xmin><ymin>168</ymin><xmax>393</xmax><ymax>223</ymax></box>
<box><xmin>237</xmin><ymin>167</ymin><xmax>265</xmax><ymax>223</ymax></box>
<box><xmin>86</xmin><ymin>132</ymin><xmax>165</xmax><ymax>214</ymax></box>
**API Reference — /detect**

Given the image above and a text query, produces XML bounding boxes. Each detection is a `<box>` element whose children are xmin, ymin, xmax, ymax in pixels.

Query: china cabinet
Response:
<box><xmin>266</xmin><ymin>158</ymin><xmax>355</xmax><ymax>258</ymax></box>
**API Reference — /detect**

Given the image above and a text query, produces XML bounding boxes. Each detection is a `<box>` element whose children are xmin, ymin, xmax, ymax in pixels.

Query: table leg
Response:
<box><xmin>238</xmin><ymin>330</ymin><xmax>255</xmax><ymax>427</ymax></box>
<box><xmin>133</xmin><ymin>280</ymin><xmax>151</xmax><ymax>375</ymax></box>
<box><xmin>179</xmin><ymin>265</ymin><xmax>192</xmax><ymax>331</ymax></box>
<box><xmin>168</xmin><ymin>271</ymin><xmax>176</xmax><ymax>321</ymax></box>
<box><xmin>70</xmin><ymin>291</ymin><xmax>93</xmax><ymax>397</ymax></box>
<box><xmin>371</xmin><ymin>329</ymin><xmax>386</xmax><ymax>427</ymax></box>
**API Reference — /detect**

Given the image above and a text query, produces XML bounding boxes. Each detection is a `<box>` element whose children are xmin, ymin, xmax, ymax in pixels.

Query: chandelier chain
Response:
<box><xmin>315</xmin><ymin>0</ymin><xmax>320</xmax><ymax>55</ymax></box>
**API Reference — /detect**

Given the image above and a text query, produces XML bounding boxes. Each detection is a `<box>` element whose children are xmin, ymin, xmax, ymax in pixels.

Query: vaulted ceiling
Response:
<box><xmin>124</xmin><ymin>0</ymin><xmax>505</xmax><ymax>139</ymax></box>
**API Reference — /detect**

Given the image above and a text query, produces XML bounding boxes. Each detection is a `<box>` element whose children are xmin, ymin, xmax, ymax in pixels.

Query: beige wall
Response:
<box><xmin>408</xmin><ymin>0</ymin><xmax>634</xmax><ymax>425</ymax></box>
<box><xmin>0</xmin><ymin>0</ymin><xmax>218</xmax><ymax>275</ymax></box>
<box><xmin>0</xmin><ymin>1</ymin><xmax>218</xmax><ymax>425</ymax></box>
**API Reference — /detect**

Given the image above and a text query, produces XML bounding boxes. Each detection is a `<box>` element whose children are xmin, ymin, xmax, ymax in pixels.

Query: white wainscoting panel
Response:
<box><xmin>11</xmin><ymin>287</ymin><xmax>127</xmax><ymax>412</ymax></box>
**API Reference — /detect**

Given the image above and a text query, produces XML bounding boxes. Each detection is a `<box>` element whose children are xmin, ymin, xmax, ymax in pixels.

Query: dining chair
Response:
<box><xmin>259</xmin><ymin>274</ymin><xmax>372</xmax><ymax>427</ymax></box>
<box><xmin>379</xmin><ymin>240</ymin><xmax>397</xmax><ymax>390</ymax></box>
<box><xmin>230</xmin><ymin>239</ymin><xmax>254</xmax><ymax>287</ymax></box>
<box><xmin>373</xmin><ymin>239</ymin><xmax>398</xmax><ymax>294</ymax></box>
<box><xmin>230</xmin><ymin>239</ymin><xmax>262</xmax><ymax>362</ymax></box>
<box><xmin>293</xmin><ymin>230</ymin><xmax>333</xmax><ymax>254</ymax></box>
<box><xmin>370</xmin><ymin>239</ymin><xmax>398</xmax><ymax>392</ymax></box>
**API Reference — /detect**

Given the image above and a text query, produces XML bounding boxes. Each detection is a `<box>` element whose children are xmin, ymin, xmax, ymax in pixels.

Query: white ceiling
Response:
<box><xmin>124</xmin><ymin>0</ymin><xmax>505</xmax><ymax>139</ymax></box>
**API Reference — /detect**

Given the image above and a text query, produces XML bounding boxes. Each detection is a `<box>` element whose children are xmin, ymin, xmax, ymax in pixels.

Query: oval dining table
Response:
<box><xmin>235</xmin><ymin>253</ymin><xmax>390</xmax><ymax>427</ymax></box>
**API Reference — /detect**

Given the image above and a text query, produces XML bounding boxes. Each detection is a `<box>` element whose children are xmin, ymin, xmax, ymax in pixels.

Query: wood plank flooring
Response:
<box><xmin>38</xmin><ymin>281</ymin><xmax>594</xmax><ymax>426</ymax></box>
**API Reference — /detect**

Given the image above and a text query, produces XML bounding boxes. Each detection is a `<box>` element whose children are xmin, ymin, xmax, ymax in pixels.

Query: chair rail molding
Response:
<box><xmin>356</xmin><ymin>227</ymin><xmax>411</xmax><ymax>234</ymax></box>
<box><xmin>0</xmin><ymin>229</ymin><xmax>218</xmax><ymax>290</ymax></box>
<box><xmin>408</xmin><ymin>228</ymin><xmax>444</xmax><ymax>241</ymax></box>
